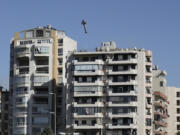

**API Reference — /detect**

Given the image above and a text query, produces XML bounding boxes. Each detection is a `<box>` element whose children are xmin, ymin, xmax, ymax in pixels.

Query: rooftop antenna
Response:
<box><xmin>81</xmin><ymin>19</ymin><xmax>87</xmax><ymax>34</ymax></box>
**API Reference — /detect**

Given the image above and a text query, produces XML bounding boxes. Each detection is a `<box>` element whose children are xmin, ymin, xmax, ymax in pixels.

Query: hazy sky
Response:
<box><xmin>0</xmin><ymin>0</ymin><xmax>180</xmax><ymax>88</ymax></box>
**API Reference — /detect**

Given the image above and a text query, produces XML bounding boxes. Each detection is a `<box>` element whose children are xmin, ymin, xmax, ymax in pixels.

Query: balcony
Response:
<box><xmin>34</xmin><ymin>46</ymin><xmax>50</xmax><ymax>57</ymax></box>
<box><xmin>108</xmin><ymin>90</ymin><xmax>137</xmax><ymax>96</ymax></box>
<box><xmin>154</xmin><ymin>101</ymin><xmax>167</xmax><ymax>109</ymax></box>
<box><xmin>154</xmin><ymin>130</ymin><xmax>167</xmax><ymax>135</ymax></box>
<box><xmin>33</xmin><ymin>87</ymin><xmax>49</xmax><ymax>96</ymax></box>
<box><xmin>33</xmin><ymin>76</ymin><xmax>49</xmax><ymax>86</ymax></box>
<box><xmin>107</xmin><ymin>101</ymin><xmax>137</xmax><ymax>107</ymax></box>
<box><xmin>16</xmin><ymin>47</ymin><xmax>30</xmax><ymax>58</ymax></box>
<box><xmin>108</xmin><ymin>80</ymin><xmax>137</xmax><ymax>86</ymax></box>
<box><xmin>108</xmin><ymin>112</ymin><xmax>136</xmax><ymax>118</ymax></box>
<box><xmin>73</xmin><ymin>70</ymin><xmax>104</xmax><ymax>76</ymax></box>
<box><xmin>108</xmin><ymin>59</ymin><xmax>137</xmax><ymax>65</ymax></box>
<box><xmin>107</xmin><ymin>123</ymin><xmax>137</xmax><ymax>129</ymax></box>
<box><xmin>15</xmin><ymin>102</ymin><xmax>28</xmax><ymax>107</ymax></box>
<box><xmin>154</xmin><ymin>91</ymin><xmax>168</xmax><ymax>102</ymax></box>
<box><xmin>73</xmin><ymin>102</ymin><xmax>104</xmax><ymax>107</ymax></box>
<box><xmin>108</xmin><ymin>69</ymin><xmax>137</xmax><ymax>75</ymax></box>
<box><xmin>154</xmin><ymin>111</ymin><xmax>168</xmax><ymax>118</ymax></box>
<box><xmin>73</xmin><ymin>91</ymin><xmax>103</xmax><ymax>97</ymax></box>
<box><xmin>73</xmin><ymin>80</ymin><xmax>103</xmax><ymax>86</ymax></box>
<box><xmin>154</xmin><ymin>120</ymin><xmax>168</xmax><ymax>127</ymax></box>
<box><xmin>73</xmin><ymin>59</ymin><xmax>104</xmax><ymax>65</ymax></box>
<box><xmin>73</xmin><ymin>124</ymin><xmax>103</xmax><ymax>129</ymax></box>
<box><xmin>16</xmin><ymin>122</ymin><xmax>28</xmax><ymax>127</ymax></box>
<box><xmin>15</xmin><ymin>76</ymin><xmax>30</xmax><ymax>87</ymax></box>
<box><xmin>73</xmin><ymin>113</ymin><xmax>103</xmax><ymax>118</ymax></box>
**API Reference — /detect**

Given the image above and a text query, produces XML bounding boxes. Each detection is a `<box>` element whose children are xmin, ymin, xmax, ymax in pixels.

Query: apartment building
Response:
<box><xmin>67</xmin><ymin>41</ymin><xmax>153</xmax><ymax>135</ymax></box>
<box><xmin>0</xmin><ymin>86</ymin><xmax>2</xmax><ymax>135</ymax></box>
<box><xmin>1</xmin><ymin>89</ymin><xmax>9</xmax><ymax>135</ymax></box>
<box><xmin>9</xmin><ymin>25</ymin><xmax>77</xmax><ymax>135</ymax></box>
<box><xmin>152</xmin><ymin>68</ymin><xmax>169</xmax><ymax>135</ymax></box>
<box><xmin>167</xmin><ymin>87</ymin><xmax>180</xmax><ymax>135</ymax></box>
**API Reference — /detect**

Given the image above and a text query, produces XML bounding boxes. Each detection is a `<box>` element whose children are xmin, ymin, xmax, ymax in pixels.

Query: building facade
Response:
<box><xmin>9</xmin><ymin>25</ymin><xmax>77</xmax><ymax>135</ymax></box>
<box><xmin>1</xmin><ymin>89</ymin><xmax>9</xmax><ymax>135</ymax></box>
<box><xmin>0</xmin><ymin>86</ymin><xmax>2</xmax><ymax>135</ymax></box>
<box><xmin>67</xmin><ymin>42</ymin><xmax>153</xmax><ymax>135</ymax></box>
<box><xmin>167</xmin><ymin>87</ymin><xmax>180</xmax><ymax>135</ymax></box>
<box><xmin>152</xmin><ymin>68</ymin><xmax>169</xmax><ymax>135</ymax></box>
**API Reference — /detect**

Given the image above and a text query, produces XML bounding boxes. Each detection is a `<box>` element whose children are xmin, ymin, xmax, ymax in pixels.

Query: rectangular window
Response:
<box><xmin>82</xmin><ymin>120</ymin><xmax>86</xmax><ymax>125</ymax></box>
<box><xmin>36</xmin><ymin>30</ymin><xmax>43</xmax><ymax>37</ymax></box>
<box><xmin>177</xmin><ymin>108</ymin><xmax>180</xmax><ymax>114</ymax></box>
<box><xmin>45</xmin><ymin>31</ymin><xmax>50</xmax><ymax>37</ymax></box>
<box><xmin>177</xmin><ymin>100</ymin><xmax>180</xmax><ymax>106</ymax></box>
<box><xmin>32</xmin><ymin>117</ymin><xmax>49</xmax><ymax>125</ymax></box>
<box><xmin>177</xmin><ymin>92</ymin><xmax>180</xmax><ymax>97</ymax></box>
<box><xmin>26</xmin><ymin>31</ymin><xmax>34</xmax><ymax>38</ymax></box>
<box><xmin>58</xmin><ymin>48</ymin><xmax>63</xmax><ymax>56</ymax></box>
<box><xmin>160</xmin><ymin>81</ymin><xmax>164</xmax><ymax>87</ymax></box>
<box><xmin>177</xmin><ymin>125</ymin><xmax>180</xmax><ymax>130</ymax></box>
<box><xmin>177</xmin><ymin>117</ymin><xmax>180</xmax><ymax>122</ymax></box>
<box><xmin>58</xmin><ymin>39</ymin><xmax>63</xmax><ymax>46</ymax></box>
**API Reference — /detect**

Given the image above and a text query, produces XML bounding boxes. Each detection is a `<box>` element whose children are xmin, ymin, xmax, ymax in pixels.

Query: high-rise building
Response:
<box><xmin>9</xmin><ymin>25</ymin><xmax>77</xmax><ymax>135</ymax></box>
<box><xmin>0</xmin><ymin>86</ymin><xmax>2</xmax><ymax>135</ymax></box>
<box><xmin>1</xmin><ymin>89</ymin><xmax>9</xmax><ymax>135</ymax></box>
<box><xmin>167</xmin><ymin>87</ymin><xmax>180</xmax><ymax>135</ymax></box>
<box><xmin>67</xmin><ymin>42</ymin><xmax>153</xmax><ymax>135</ymax></box>
<box><xmin>152</xmin><ymin>68</ymin><xmax>169</xmax><ymax>135</ymax></box>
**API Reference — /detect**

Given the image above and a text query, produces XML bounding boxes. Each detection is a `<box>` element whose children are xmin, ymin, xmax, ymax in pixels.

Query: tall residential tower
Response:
<box><xmin>67</xmin><ymin>42</ymin><xmax>153</xmax><ymax>135</ymax></box>
<box><xmin>9</xmin><ymin>25</ymin><xmax>77</xmax><ymax>135</ymax></box>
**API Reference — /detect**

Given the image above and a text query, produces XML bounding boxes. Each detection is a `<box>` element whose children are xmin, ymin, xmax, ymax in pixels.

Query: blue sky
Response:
<box><xmin>0</xmin><ymin>0</ymin><xmax>180</xmax><ymax>88</ymax></box>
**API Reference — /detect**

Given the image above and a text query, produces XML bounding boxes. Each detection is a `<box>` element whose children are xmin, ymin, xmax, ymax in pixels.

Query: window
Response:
<box><xmin>34</xmin><ymin>47</ymin><xmax>49</xmax><ymax>54</ymax></box>
<box><xmin>87</xmin><ymin>77</ymin><xmax>92</xmax><ymax>82</ymax></box>
<box><xmin>82</xmin><ymin>120</ymin><xmax>86</xmax><ymax>125</ymax></box>
<box><xmin>91</xmin><ymin>120</ymin><xmax>96</xmax><ymax>126</ymax></box>
<box><xmin>177</xmin><ymin>108</ymin><xmax>180</xmax><ymax>114</ymax></box>
<box><xmin>177</xmin><ymin>92</ymin><xmax>180</xmax><ymax>97</ymax></box>
<box><xmin>160</xmin><ymin>81</ymin><xmax>164</xmax><ymax>87</ymax></box>
<box><xmin>16</xmin><ymin>117</ymin><xmax>26</xmax><ymax>125</ymax></box>
<box><xmin>45</xmin><ymin>31</ymin><xmax>50</xmax><ymax>37</ymax></box>
<box><xmin>58</xmin><ymin>39</ymin><xmax>63</xmax><ymax>45</ymax></box>
<box><xmin>36</xmin><ymin>30</ymin><xmax>43</xmax><ymax>37</ymax></box>
<box><xmin>26</xmin><ymin>31</ymin><xmax>33</xmax><ymax>38</ymax></box>
<box><xmin>75</xmin><ymin>120</ymin><xmax>79</xmax><ymax>125</ymax></box>
<box><xmin>177</xmin><ymin>100</ymin><xmax>180</xmax><ymax>106</ymax></box>
<box><xmin>146</xmin><ymin>118</ymin><xmax>151</xmax><ymax>126</ymax></box>
<box><xmin>177</xmin><ymin>125</ymin><xmax>180</xmax><ymax>130</ymax></box>
<box><xmin>177</xmin><ymin>117</ymin><xmax>180</xmax><ymax>122</ymax></box>
<box><xmin>32</xmin><ymin>117</ymin><xmax>49</xmax><ymax>125</ymax></box>
<box><xmin>58</xmin><ymin>59</ymin><xmax>63</xmax><ymax>65</ymax></box>
<box><xmin>58</xmin><ymin>48</ymin><xmax>63</xmax><ymax>56</ymax></box>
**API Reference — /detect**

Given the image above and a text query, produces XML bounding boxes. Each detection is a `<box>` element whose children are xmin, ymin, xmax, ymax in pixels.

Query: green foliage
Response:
<box><xmin>177</xmin><ymin>131</ymin><xmax>180</xmax><ymax>135</ymax></box>
<box><xmin>41</xmin><ymin>128</ymin><xmax>54</xmax><ymax>135</ymax></box>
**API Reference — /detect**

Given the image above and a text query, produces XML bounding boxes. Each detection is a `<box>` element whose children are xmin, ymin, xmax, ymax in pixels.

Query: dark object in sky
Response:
<box><xmin>81</xmin><ymin>19</ymin><xmax>87</xmax><ymax>34</ymax></box>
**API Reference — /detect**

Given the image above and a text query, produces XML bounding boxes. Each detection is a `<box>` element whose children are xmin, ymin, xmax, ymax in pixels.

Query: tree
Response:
<box><xmin>41</xmin><ymin>128</ymin><xmax>54</xmax><ymax>135</ymax></box>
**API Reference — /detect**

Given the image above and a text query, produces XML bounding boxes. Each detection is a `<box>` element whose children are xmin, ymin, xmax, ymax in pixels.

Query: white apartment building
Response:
<box><xmin>9</xmin><ymin>25</ymin><xmax>77</xmax><ymax>135</ymax></box>
<box><xmin>152</xmin><ymin>68</ymin><xmax>169</xmax><ymax>135</ymax></box>
<box><xmin>167</xmin><ymin>87</ymin><xmax>180</xmax><ymax>135</ymax></box>
<box><xmin>67</xmin><ymin>41</ymin><xmax>153</xmax><ymax>135</ymax></box>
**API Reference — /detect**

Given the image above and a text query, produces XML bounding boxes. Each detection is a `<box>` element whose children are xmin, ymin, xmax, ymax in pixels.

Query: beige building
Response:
<box><xmin>167</xmin><ymin>87</ymin><xmax>180</xmax><ymax>135</ymax></box>
<box><xmin>9</xmin><ymin>25</ymin><xmax>77</xmax><ymax>135</ymax></box>
<box><xmin>152</xmin><ymin>68</ymin><xmax>169</xmax><ymax>135</ymax></box>
<box><xmin>67</xmin><ymin>41</ymin><xmax>153</xmax><ymax>135</ymax></box>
